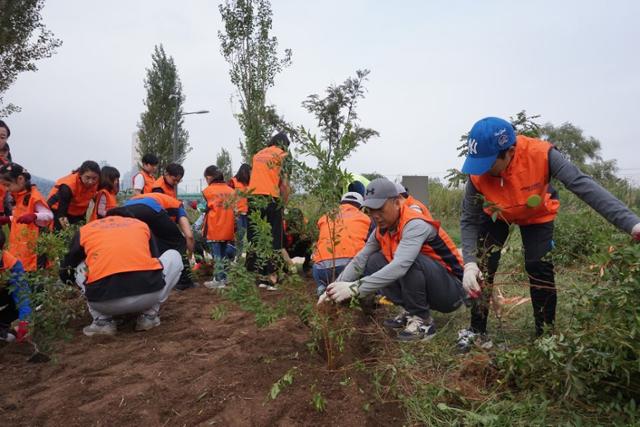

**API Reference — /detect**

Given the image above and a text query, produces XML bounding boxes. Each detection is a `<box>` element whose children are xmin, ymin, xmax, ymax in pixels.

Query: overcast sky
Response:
<box><xmin>5</xmin><ymin>0</ymin><xmax>640</xmax><ymax>190</ymax></box>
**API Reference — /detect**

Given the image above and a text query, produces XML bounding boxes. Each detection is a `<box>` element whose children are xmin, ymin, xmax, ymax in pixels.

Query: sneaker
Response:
<box><xmin>135</xmin><ymin>314</ymin><xmax>161</xmax><ymax>331</ymax></box>
<box><xmin>265</xmin><ymin>285</ymin><xmax>278</xmax><ymax>291</ymax></box>
<box><xmin>396</xmin><ymin>316</ymin><xmax>436</xmax><ymax>342</ymax></box>
<box><xmin>175</xmin><ymin>280</ymin><xmax>197</xmax><ymax>291</ymax></box>
<box><xmin>383</xmin><ymin>310</ymin><xmax>409</xmax><ymax>329</ymax></box>
<box><xmin>258</xmin><ymin>283</ymin><xmax>268</xmax><ymax>289</ymax></box>
<box><xmin>83</xmin><ymin>319</ymin><xmax>117</xmax><ymax>337</ymax></box>
<box><xmin>0</xmin><ymin>324</ymin><xmax>16</xmax><ymax>342</ymax></box>
<box><xmin>204</xmin><ymin>279</ymin><xmax>226</xmax><ymax>289</ymax></box>
<box><xmin>456</xmin><ymin>328</ymin><xmax>492</xmax><ymax>352</ymax></box>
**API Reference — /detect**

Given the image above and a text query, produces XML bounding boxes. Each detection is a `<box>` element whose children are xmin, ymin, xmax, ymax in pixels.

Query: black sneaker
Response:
<box><xmin>396</xmin><ymin>316</ymin><xmax>436</xmax><ymax>342</ymax></box>
<box><xmin>456</xmin><ymin>328</ymin><xmax>492</xmax><ymax>353</ymax></box>
<box><xmin>175</xmin><ymin>280</ymin><xmax>197</xmax><ymax>291</ymax></box>
<box><xmin>382</xmin><ymin>310</ymin><xmax>409</xmax><ymax>329</ymax></box>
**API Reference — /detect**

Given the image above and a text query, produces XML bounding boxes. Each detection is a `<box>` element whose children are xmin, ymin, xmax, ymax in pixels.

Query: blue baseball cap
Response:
<box><xmin>461</xmin><ymin>117</ymin><xmax>516</xmax><ymax>175</ymax></box>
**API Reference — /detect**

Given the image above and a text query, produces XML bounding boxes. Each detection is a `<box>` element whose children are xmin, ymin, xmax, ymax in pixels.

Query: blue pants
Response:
<box><xmin>312</xmin><ymin>264</ymin><xmax>346</xmax><ymax>296</ymax></box>
<box><xmin>235</xmin><ymin>214</ymin><xmax>248</xmax><ymax>257</ymax></box>
<box><xmin>209</xmin><ymin>242</ymin><xmax>236</xmax><ymax>281</ymax></box>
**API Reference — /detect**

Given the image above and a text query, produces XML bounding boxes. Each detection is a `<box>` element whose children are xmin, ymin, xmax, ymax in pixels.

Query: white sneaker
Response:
<box><xmin>83</xmin><ymin>319</ymin><xmax>117</xmax><ymax>336</ymax></box>
<box><xmin>266</xmin><ymin>285</ymin><xmax>278</xmax><ymax>291</ymax></box>
<box><xmin>258</xmin><ymin>283</ymin><xmax>268</xmax><ymax>289</ymax></box>
<box><xmin>204</xmin><ymin>279</ymin><xmax>226</xmax><ymax>289</ymax></box>
<box><xmin>135</xmin><ymin>314</ymin><xmax>161</xmax><ymax>331</ymax></box>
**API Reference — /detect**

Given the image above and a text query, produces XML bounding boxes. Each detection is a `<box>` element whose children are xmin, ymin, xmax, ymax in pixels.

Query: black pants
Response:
<box><xmin>246</xmin><ymin>196</ymin><xmax>284</xmax><ymax>277</ymax></box>
<box><xmin>108</xmin><ymin>205</ymin><xmax>192</xmax><ymax>283</ymax></box>
<box><xmin>365</xmin><ymin>252</ymin><xmax>466</xmax><ymax>320</ymax></box>
<box><xmin>470</xmin><ymin>217</ymin><xmax>555</xmax><ymax>335</ymax></box>
<box><xmin>0</xmin><ymin>287</ymin><xmax>18</xmax><ymax>326</ymax></box>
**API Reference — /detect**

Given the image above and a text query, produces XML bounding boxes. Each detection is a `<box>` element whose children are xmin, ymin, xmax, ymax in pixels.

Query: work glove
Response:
<box><xmin>17</xmin><ymin>213</ymin><xmax>37</xmax><ymax>224</ymax></box>
<box><xmin>0</xmin><ymin>216</ymin><xmax>11</xmax><ymax>225</ymax></box>
<box><xmin>326</xmin><ymin>280</ymin><xmax>359</xmax><ymax>303</ymax></box>
<box><xmin>317</xmin><ymin>291</ymin><xmax>330</xmax><ymax>305</ymax></box>
<box><xmin>463</xmin><ymin>262</ymin><xmax>483</xmax><ymax>299</ymax></box>
<box><xmin>632</xmin><ymin>223</ymin><xmax>640</xmax><ymax>241</ymax></box>
<box><xmin>15</xmin><ymin>320</ymin><xmax>29</xmax><ymax>343</ymax></box>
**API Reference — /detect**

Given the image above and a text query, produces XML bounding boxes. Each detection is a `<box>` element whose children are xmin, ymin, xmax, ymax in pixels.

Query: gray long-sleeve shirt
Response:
<box><xmin>460</xmin><ymin>148</ymin><xmax>640</xmax><ymax>263</ymax></box>
<box><xmin>337</xmin><ymin>219</ymin><xmax>437</xmax><ymax>296</ymax></box>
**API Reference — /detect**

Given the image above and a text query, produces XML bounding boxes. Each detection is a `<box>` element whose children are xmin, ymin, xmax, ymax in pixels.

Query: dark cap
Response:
<box><xmin>362</xmin><ymin>178</ymin><xmax>399</xmax><ymax>209</ymax></box>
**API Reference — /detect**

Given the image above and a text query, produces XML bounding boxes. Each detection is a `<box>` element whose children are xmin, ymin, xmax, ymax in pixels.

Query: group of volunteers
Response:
<box><xmin>1</xmin><ymin>117</ymin><xmax>639</xmax><ymax>349</ymax></box>
<box><xmin>316</xmin><ymin>117</ymin><xmax>640</xmax><ymax>348</ymax></box>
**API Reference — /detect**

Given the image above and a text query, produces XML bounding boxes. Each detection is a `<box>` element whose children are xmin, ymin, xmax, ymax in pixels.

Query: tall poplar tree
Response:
<box><xmin>136</xmin><ymin>44</ymin><xmax>189</xmax><ymax>171</ymax></box>
<box><xmin>218</xmin><ymin>0</ymin><xmax>291</xmax><ymax>162</ymax></box>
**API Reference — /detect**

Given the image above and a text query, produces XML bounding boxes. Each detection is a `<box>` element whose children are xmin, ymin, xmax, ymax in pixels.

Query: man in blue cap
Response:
<box><xmin>457</xmin><ymin>116</ymin><xmax>640</xmax><ymax>351</ymax></box>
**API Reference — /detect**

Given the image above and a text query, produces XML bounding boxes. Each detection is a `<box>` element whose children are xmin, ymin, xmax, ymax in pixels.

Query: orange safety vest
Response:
<box><xmin>470</xmin><ymin>136</ymin><xmax>560</xmax><ymax>226</ymax></box>
<box><xmin>202</xmin><ymin>183</ymin><xmax>235</xmax><ymax>241</ymax></box>
<box><xmin>1</xmin><ymin>250</ymin><xmax>18</xmax><ymax>271</ymax></box>
<box><xmin>8</xmin><ymin>187</ymin><xmax>51</xmax><ymax>271</ymax></box>
<box><xmin>89</xmin><ymin>189</ymin><xmax>118</xmax><ymax>222</ymax></box>
<box><xmin>79</xmin><ymin>216</ymin><xmax>162</xmax><ymax>284</ymax></box>
<box><xmin>133</xmin><ymin>170</ymin><xmax>156</xmax><ymax>194</ymax></box>
<box><xmin>376</xmin><ymin>204</ymin><xmax>464</xmax><ymax>279</ymax></box>
<box><xmin>130</xmin><ymin>192</ymin><xmax>183</xmax><ymax>212</ymax></box>
<box><xmin>230</xmin><ymin>177</ymin><xmax>249</xmax><ymax>214</ymax></box>
<box><xmin>48</xmin><ymin>172</ymin><xmax>98</xmax><ymax>217</ymax></box>
<box><xmin>312</xmin><ymin>204</ymin><xmax>371</xmax><ymax>263</ymax></box>
<box><xmin>248</xmin><ymin>146</ymin><xmax>287</xmax><ymax>198</ymax></box>
<box><xmin>404</xmin><ymin>195</ymin><xmax>433</xmax><ymax>219</ymax></box>
<box><xmin>152</xmin><ymin>177</ymin><xmax>177</xmax><ymax>199</ymax></box>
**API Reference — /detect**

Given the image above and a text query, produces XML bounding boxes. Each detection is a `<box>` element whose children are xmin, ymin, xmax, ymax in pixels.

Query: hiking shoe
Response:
<box><xmin>135</xmin><ymin>314</ymin><xmax>161</xmax><ymax>331</ymax></box>
<box><xmin>383</xmin><ymin>310</ymin><xmax>409</xmax><ymax>329</ymax></box>
<box><xmin>175</xmin><ymin>280</ymin><xmax>197</xmax><ymax>291</ymax></box>
<box><xmin>456</xmin><ymin>328</ymin><xmax>492</xmax><ymax>353</ymax></box>
<box><xmin>396</xmin><ymin>316</ymin><xmax>436</xmax><ymax>342</ymax></box>
<box><xmin>0</xmin><ymin>324</ymin><xmax>16</xmax><ymax>342</ymax></box>
<box><xmin>83</xmin><ymin>319</ymin><xmax>116</xmax><ymax>337</ymax></box>
<box><xmin>204</xmin><ymin>279</ymin><xmax>226</xmax><ymax>289</ymax></box>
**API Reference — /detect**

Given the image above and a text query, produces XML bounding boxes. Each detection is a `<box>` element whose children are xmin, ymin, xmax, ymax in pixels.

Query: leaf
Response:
<box><xmin>491</xmin><ymin>211</ymin><xmax>499</xmax><ymax>222</ymax></box>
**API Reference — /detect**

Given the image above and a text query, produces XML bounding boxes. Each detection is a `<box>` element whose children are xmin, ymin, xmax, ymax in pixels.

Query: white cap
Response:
<box><xmin>341</xmin><ymin>192</ymin><xmax>364</xmax><ymax>207</ymax></box>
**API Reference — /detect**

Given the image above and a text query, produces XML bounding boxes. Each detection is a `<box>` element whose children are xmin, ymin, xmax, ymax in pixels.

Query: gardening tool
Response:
<box><xmin>26</xmin><ymin>339</ymin><xmax>50</xmax><ymax>363</ymax></box>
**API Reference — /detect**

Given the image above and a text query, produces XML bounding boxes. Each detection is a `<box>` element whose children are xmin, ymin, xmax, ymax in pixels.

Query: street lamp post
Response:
<box><xmin>170</xmin><ymin>94</ymin><xmax>209</xmax><ymax>162</ymax></box>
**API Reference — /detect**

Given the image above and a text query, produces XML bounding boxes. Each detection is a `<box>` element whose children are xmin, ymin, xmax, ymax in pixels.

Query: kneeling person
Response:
<box><xmin>60</xmin><ymin>216</ymin><xmax>183</xmax><ymax>336</ymax></box>
<box><xmin>319</xmin><ymin>178</ymin><xmax>467</xmax><ymax>342</ymax></box>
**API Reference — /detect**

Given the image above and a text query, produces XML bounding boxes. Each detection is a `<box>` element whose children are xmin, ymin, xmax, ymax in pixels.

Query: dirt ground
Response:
<box><xmin>0</xmin><ymin>285</ymin><xmax>405</xmax><ymax>426</ymax></box>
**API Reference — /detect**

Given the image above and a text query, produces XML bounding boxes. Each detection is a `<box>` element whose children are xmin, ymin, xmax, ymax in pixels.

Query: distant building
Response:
<box><xmin>131</xmin><ymin>132</ymin><xmax>141</xmax><ymax>172</ymax></box>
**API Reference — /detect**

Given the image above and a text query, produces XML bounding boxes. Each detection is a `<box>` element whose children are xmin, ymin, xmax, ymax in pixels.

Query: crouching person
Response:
<box><xmin>60</xmin><ymin>215</ymin><xmax>183</xmax><ymax>336</ymax></box>
<box><xmin>0</xmin><ymin>233</ymin><xmax>32</xmax><ymax>343</ymax></box>
<box><xmin>319</xmin><ymin>178</ymin><xmax>467</xmax><ymax>342</ymax></box>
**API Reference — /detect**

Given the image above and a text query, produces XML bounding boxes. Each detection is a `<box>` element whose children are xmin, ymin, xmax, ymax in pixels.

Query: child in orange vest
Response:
<box><xmin>152</xmin><ymin>163</ymin><xmax>184</xmax><ymax>199</ymax></box>
<box><xmin>201</xmin><ymin>166</ymin><xmax>236</xmax><ymax>289</ymax></box>
<box><xmin>132</xmin><ymin>153</ymin><xmax>159</xmax><ymax>195</ymax></box>
<box><xmin>0</xmin><ymin>163</ymin><xmax>53</xmax><ymax>271</ymax></box>
<box><xmin>90</xmin><ymin>166</ymin><xmax>120</xmax><ymax>221</ymax></box>
<box><xmin>47</xmin><ymin>160</ymin><xmax>100</xmax><ymax>230</ymax></box>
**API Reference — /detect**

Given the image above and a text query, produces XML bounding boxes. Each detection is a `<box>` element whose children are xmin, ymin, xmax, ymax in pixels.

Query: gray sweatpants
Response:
<box><xmin>76</xmin><ymin>250</ymin><xmax>183</xmax><ymax>321</ymax></box>
<box><xmin>364</xmin><ymin>251</ymin><xmax>467</xmax><ymax>320</ymax></box>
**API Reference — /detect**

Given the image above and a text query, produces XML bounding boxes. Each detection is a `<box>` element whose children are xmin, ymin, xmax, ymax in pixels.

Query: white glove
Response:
<box><xmin>317</xmin><ymin>291</ymin><xmax>330</xmax><ymax>305</ymax></box>
<box><xmin>326</xmin><ymin>281</ymin><xmax>359</xmax><ymax>303</ymax></box>
<box><xmin>462</xmin><ymin>262</ymin><xmax>482</xmax><ymax>298</ymax></box>
<box><xmin>632</xmin><ymin>223</ymin><xmax>640</xmax><ymax>241</ymax></box>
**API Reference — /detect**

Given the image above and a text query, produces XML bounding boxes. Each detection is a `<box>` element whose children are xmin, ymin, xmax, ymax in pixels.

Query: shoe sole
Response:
<box><xmin>83</xmin><ymin>329</ymin><xmax>116</xmax><ymax>337</ymax></box>
<box><xmin>135</xmin><ymin>321</ymin><xmax>160</xmax><ymax>332</ymax></box>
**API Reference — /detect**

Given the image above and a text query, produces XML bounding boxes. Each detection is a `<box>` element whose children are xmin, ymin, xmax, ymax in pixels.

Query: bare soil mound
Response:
<box><xmin>0</xmin><ymin>286</ymin><xmax>404</xmax><ymax>426</ymax></box>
